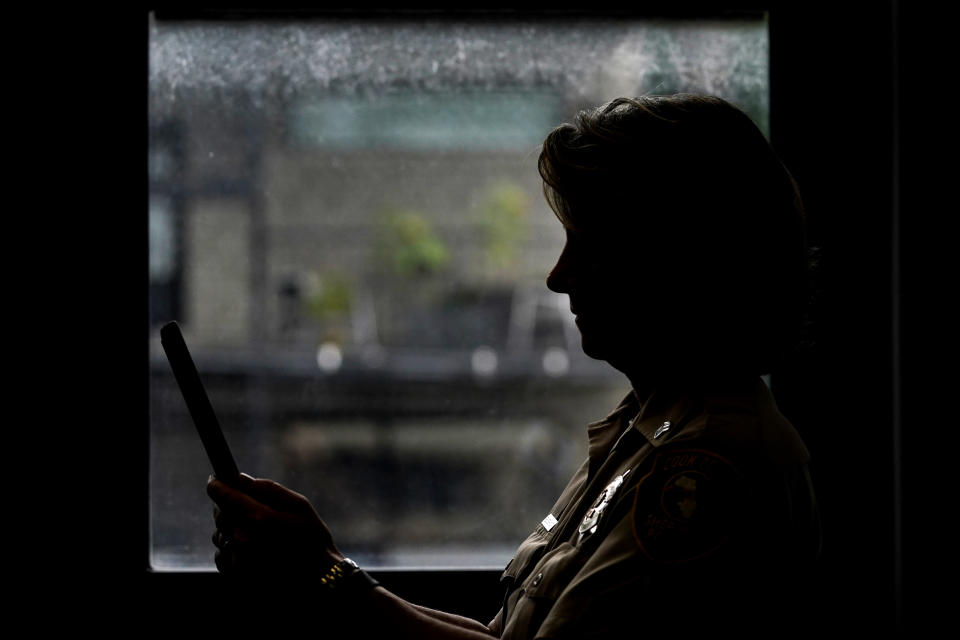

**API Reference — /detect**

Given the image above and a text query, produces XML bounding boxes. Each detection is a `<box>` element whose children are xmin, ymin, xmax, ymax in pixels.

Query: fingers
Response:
<box><xmin>206</xmin><ymin>472</ymin><xmax>254</xmax><ymax>500</ymax></box>
<box><xmin>212</xmin><ymin>528</ymin><xmax>231</xmax><ymax>573</ymax></box>
<box><xmin>212</xmin><ymin>528</ymin><xmax>229</xmax><ymax>550</ymax></box>
<box><xmin>213</xmin><ymin>503</ymin><xmax>234</xmax><ymax>534</ymax></box>
<box><xmin>207</xmin><ymin>473</ymin><xmax>331</xmax><ymax>576</ymax></box>
<box><xmin>243</xmin><ymin>477</ymin><xmax>311</xmax><ymax>512</ymax></box>
<box><xmin>214</xmin><ymin>548</ymin><xmax>232</xmax><ymax>574</ymax></box>
<box><xmin>209</xmin><ymin>473</ymin><xmax>312</xmax><ymax>515</ymax></box>
<box><xmin>212</xmin><ymin>527</ymin><xmax>250</xmax><ymax>573</ymax></box>
<box><xmin>208</xmin><ymin>476</ymin><xmax>273</xmax><ymax>518</ymax></box>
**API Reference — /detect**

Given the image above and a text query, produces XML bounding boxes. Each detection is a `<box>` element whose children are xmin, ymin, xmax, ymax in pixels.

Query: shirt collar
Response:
<box><xmin>587</xmin><ymin>378</ymin><xmax>772</xmax><ymax>461</ymax></box>
<box><xmin>585</xmin><ymin>390</ymin><xmax>641</xmax><ymax>465</ymax></box>
<box><xmin>629</xmin><ymin>387</ymin><xmax>703</xmax><ymax>448</ymax></box>
<box><xmin>630</xmin><ymin>378</ymin><xmax>770</xmax><ymax>447</ymax></box>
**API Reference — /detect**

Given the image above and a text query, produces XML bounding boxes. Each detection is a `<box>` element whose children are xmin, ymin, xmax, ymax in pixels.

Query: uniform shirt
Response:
<box><xmin>491</xmin><ymin>378</ymin><xmax>821</xmax><ymax>638</ymax></box>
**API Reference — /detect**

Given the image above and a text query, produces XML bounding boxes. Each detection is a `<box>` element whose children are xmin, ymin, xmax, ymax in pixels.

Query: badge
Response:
<box><xmin>577</xmin><ymin>469</ymin><xmax>630</xmax><ymax>543</ymax></box>
<box><xmin>631</xmin><ymin>448</ymin><xmax>748</xmax><ymax>563</ymax></box>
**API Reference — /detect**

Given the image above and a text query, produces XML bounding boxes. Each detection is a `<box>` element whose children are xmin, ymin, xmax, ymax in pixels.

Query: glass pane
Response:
<box><xmin>148</xmin><ymin>13</ymin><xmax>769</xmax><ymax>570</ymax></box>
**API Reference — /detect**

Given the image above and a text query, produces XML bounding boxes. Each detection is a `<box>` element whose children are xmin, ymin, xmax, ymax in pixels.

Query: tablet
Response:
<box><xmin>160</xmin><ymin>321</ymin><xmax>241</xmax><ymax>486</ymax></box>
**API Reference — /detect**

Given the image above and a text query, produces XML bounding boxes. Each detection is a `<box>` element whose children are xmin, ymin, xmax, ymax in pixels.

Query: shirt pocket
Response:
<box><xmin>502</xmin><ymin>468</ymin><xmax>587</xmax><ymax>584</ymax></box>
<box><xmin>504</xmin><ymin>542</ymin><xmax>587</xmax><ymax>640</ymax></box>
<box><xmin>502</xmin><ymin>528</ymin><xmax>549</xmax><ymax>584</ymax></box>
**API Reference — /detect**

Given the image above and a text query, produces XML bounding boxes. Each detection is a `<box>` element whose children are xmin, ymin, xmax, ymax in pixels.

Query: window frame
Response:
<box><xmin>123</xmin><ymin>4</ymin><xmax>901</xmax><ymax>631</ymax></box>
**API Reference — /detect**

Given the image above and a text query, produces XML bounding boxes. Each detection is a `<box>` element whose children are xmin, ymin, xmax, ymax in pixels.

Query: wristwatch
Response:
<box><xmin>320</xmin><ymin>557</ymin><xmax>380</xmax><ymax>596</ymax></box>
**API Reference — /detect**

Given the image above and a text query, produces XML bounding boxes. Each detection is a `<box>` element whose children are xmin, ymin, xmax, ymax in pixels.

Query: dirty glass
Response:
<box><xmin>148</xmin><ymin>12</ymin><xmax>769</xmax><ymax>570</ymax></box>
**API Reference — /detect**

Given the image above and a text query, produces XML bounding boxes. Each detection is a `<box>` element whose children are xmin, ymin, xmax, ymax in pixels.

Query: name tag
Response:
<box><xmin>541</xmin><ymin>513</ymin><xmax>559</xmax><ymax>532</ymax></box>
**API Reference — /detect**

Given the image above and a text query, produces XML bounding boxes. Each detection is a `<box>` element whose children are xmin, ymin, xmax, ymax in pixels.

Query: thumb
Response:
<box><xmin>242</xmin><ymin>475</ymin><xmax>312</xmax><ymax>512</ymax></box>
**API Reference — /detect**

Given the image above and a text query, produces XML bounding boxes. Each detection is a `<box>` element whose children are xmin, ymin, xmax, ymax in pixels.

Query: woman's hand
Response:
<box><xmin>207</xmin><ymin>474</ymin><xmax>498</xmax><ymax>638</ymax></box>
<box><xmin>207</xmin><ymin>473</ymin><xmax>343</xmax><ymax>576</ymax></box>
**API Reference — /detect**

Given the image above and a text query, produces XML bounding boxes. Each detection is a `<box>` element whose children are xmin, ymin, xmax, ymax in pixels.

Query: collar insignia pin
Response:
<box><xmin>654</xmin><ymin>421</ymin><xmax>671</xmax><ymax>439</ymax></box>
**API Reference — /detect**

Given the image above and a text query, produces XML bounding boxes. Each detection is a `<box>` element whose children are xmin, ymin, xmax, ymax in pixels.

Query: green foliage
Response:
<box><xmin>377</xmin><ymin>209</ymin><xmax>450</xmax><ymax>278</ymax></box>
<box><xmin>477</xmin><ymin>182</ymin><xmax>530</xmax><ymax>272</ymax></box>
<box><xmin>303</xmin><ymin>271</ymin><xmax>352</xmax><ymax>321</ymax></box>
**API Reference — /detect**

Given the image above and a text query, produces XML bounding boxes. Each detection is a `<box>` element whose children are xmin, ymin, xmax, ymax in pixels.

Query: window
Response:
<box><xmin>148</xmin><ymin>11</ymin><xmax>770</xmax><ymax>571</ymax></box>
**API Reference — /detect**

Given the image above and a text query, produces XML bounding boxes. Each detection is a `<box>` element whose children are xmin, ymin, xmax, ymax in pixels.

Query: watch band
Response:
<box><xmin>343</xmin><ymin>564</ymin><xmax>380</xmax><ymax>591</ymax></box>
<box><xmin>320</xmin><ymin>557</ymin><xmax>380</xmax><ymax>596</ymax></box>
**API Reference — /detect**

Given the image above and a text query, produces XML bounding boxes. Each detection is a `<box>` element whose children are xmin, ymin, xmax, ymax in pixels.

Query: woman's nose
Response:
<box><xmin>546</xmin><ymin>245</ymin><xmax>571</xmax><ymax>293</ymax></box>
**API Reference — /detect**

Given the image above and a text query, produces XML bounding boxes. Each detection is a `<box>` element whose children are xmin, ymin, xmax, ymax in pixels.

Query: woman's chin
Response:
<box><xmin>577</xmin><ymin>331</ymin><xmax>615</xmax><ymax>362</ymax></box>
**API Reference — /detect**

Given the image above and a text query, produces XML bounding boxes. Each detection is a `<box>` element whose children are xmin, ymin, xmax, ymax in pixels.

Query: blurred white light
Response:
<box><xmin>471</xmin><ymin>346</ymin><xmax>498</xmax><ymax>377</ymax></box>
<box><xmin>316</xmin><ymin>342</ymin><xmax>343</xmax><ymax>372</ymax></box>
<box><xmin>542</xmin><ymin>347</ymin><xmax>570</xmax><ymax>377</ymax></box>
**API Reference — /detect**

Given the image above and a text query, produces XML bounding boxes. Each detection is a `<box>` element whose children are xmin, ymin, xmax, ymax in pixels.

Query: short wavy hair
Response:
<box><xmin>539</xmin><ymin>94</ymin><xmax>811</xmax><ymax>376</ymax></box>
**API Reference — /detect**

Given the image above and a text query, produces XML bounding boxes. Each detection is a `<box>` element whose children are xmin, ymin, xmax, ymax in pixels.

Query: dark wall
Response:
<box><xmin>769</xmin><ymin>2</ymin><xmax>901</xmax><ymax>633</ymax></box>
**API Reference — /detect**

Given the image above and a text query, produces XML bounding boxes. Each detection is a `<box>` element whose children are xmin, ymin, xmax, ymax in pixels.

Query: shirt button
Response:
<box><xmin>532</xmin><ymin>572</ymin><xmax>543</xmax><ymax>587</ymax></box>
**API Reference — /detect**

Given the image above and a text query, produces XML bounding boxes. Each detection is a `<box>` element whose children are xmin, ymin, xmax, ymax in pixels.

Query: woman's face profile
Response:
<box><xmin>545</xmin><ymin>210</ymin><xmax>700</xmax><ymax>383</ymax></box>
<box><xmin>547</xmin><ymin>225</ymin><xmax>653</xmax><ymax>367</ymax></box>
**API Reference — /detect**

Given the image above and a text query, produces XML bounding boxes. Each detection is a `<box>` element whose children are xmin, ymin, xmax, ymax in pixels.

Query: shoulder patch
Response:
<box><xmin>631</xmin><ymin>448</ymin><xmax>749</xmax><ymax>564</ymax></box>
